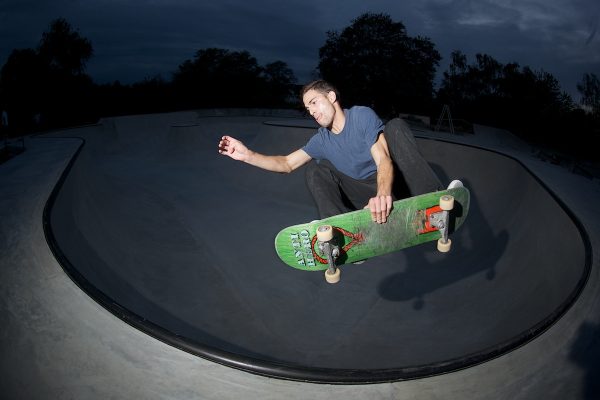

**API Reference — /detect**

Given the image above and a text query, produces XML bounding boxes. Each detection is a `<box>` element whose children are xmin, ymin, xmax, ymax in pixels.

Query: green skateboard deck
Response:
<box><xmin>274</xmin><ymin>186</ymin><xmax>470</xmax><ymax>273</ymax></box>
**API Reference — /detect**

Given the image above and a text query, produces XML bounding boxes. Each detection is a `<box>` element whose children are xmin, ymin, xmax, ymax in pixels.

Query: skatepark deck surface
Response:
<box><xmin>1</xmin><ymin>110</ymin><xmax>598</xmax><ymax>398</ymax></box>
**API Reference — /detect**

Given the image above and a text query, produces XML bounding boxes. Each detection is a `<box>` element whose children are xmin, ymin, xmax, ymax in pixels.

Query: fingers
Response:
<box><xmin>369</xmin><ymin>197</ymin><xmax>381</xmax><ymax>223</ymax></box>
<box><xmin>368</xmin><ymin>195</ymin><xmax>393</xmax><ymax>224</ymax></box>
<box><xmin>218</xmin><ymin>136</ymin><xmax>234</xmax><ymax>155</ymax></box>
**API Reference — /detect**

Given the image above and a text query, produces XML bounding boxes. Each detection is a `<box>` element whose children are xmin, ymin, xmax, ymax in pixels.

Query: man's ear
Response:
<box><xmin>327</xmin><ymin>90</ymin><xmax>337</xmax><ymax>104</ymax></box>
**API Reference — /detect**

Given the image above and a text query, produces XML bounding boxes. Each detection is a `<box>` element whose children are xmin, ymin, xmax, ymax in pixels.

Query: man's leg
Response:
<box><xmin>384</xmin><ymin>118</ymin><xmax>443</xmax><ymax>197</ymax></box>
<box><xmin>305</xmin><ymin>160</ymin><xmax>377</xmax><ymax>219</ymax></box>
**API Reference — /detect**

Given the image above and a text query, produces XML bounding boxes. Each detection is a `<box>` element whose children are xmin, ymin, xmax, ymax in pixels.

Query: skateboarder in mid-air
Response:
<box><xmin>218</xmin><ymin>80</ymin><xmax>445</xmax><ymax>224</ymax></box>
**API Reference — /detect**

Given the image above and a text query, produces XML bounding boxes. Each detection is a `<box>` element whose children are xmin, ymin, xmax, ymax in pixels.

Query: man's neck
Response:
<box><xmin>329</xmin><ymin>106</ymin><xmax>346</xmax><ymax>134</ymax></box>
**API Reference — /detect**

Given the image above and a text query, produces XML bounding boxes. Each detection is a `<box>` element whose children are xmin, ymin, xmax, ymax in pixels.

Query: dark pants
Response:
<box><xmin>305</xmin><ymin>118</ymin><xmax>442</xmax><ymax>218</ymax></box>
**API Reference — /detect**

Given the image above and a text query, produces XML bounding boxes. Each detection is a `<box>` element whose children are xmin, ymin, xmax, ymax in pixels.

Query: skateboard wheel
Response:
<box><xmin>440</xmin><ymin>195</ymin><xmax>454</xmax><ymax>211</ymax></box>
<box><xmin>325</xmin><ymin>268</ymin><xmax>341</xmax><ymax>284</ymax></box>
<box><xmin>437</xmin><ymin>238</ymin><xmax>452</xmax><ymax>252</ymax></box>
<box><xmin>316</xmin><ymin>225</ymin><xmax>334</xmax><ymax>242</ymax></box>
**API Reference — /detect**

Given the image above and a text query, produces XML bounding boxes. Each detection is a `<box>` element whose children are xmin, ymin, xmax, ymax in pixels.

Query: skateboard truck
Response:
<box><xmin>435</xmin><ymin>194</ymin><xmax>454</xmax><ymax>252</ymax></box>
<box><xmin>316</xmin><ymin>225</ymin><xmax>341</xmax><ymax>284</ymax></box>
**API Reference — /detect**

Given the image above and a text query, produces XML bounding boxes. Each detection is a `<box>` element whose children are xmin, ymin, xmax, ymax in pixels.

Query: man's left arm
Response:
<box><xmin>368</xmin><ymin>132</ymin><xmax>394</xmax><ymax>223</ymax></box>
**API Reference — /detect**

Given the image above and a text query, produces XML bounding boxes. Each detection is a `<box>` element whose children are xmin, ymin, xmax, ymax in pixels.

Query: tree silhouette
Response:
<box><xmin>38</xmin><ymin>18</ymin><xmax>93</xmax><ymax>76</ymax></box>
<box><xmin>318</xmin><ymin>13</ymin><xmax>441</xmax><ymax>117</ymax></box>
<box><xmin>578</xmin><ymin>73</ymin><xmax>600</xmax><ymax>116</ymax></box>
<box><xmin>0</xmin><ymin>49</ymin><xmax>46</xmax><ymax>133</ymax></box>
<box><xmin>0</xmin><ymin>18</ymin><xmax>95</xmax><ymax>132</ymax></box>
<box><xmin>438</xmin><ymin>52</ymin><xmax>574</xmax><ymax>136</ymax></box>
<box><xmin>262</xmin><ymin>61</ymin><xmax>297</xmax><ymax>107</ymax></box>
<box><xmin>172</xmin><ymin>48</ymin><xmax>296</xmax><ymax>108</ymax></box>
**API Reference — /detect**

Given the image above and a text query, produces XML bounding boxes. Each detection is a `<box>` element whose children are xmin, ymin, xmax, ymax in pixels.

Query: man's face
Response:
<box><xmin>302</xmin><ymin>89</ymin><xmax>336</xmax><ymax>128</ymax></box>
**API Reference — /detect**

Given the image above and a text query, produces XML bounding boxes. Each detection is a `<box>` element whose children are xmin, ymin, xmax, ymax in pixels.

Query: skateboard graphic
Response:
<box><xmin>274</xmin><ymin>185</ymin><xmax>470</xmax><ymax>283</ymax></box>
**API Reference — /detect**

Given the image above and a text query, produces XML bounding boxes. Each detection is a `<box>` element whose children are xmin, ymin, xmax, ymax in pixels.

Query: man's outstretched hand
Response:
<box><xmin>218</xmin><ymin>136</ymin><xmax>249</xmax><ymax>161</ymax></box>
<box><xmin>366</xmin><ymin>195</ymin><xmax>393</xmax><ymax>224</ymax></box>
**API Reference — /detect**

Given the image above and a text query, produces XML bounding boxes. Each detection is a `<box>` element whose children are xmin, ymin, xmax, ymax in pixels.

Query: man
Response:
<box><xmin>218</xmin><ymin>80</ymin><xmax>442</xmax><ymax>224</ymax></box>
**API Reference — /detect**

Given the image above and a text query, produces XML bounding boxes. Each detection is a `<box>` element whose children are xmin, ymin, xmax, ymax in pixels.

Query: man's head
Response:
<box><xmin>301</xmin><ymin>80</ymin><xmax>340</xmax><ymax>103</ymax></box>
<box><xmin>301</xmin><ymin>80</ymin><xmax>342</xmax><ymax>129</ymax></box>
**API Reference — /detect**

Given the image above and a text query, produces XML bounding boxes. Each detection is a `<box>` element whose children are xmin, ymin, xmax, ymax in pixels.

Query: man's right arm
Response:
<box><xmin>218</xmin><ymin>135</ymin><xmax>312</xmax><ymax>173</ymax></box>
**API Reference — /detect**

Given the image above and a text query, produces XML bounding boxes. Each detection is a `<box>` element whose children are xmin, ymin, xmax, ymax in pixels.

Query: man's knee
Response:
<box><xmin>385</xmin><ymin>117</ymin><xmax>410</xmax><ymax>132</ymax></box>
<box><xmin>305</xmin><ymin>161</ymin><xmax>336</xmax><ymax>193</ymax></box>
<box><xmin>384</xmin><ymin>118</ymin><xmax>416</xmax><ymax>147</ymax></box>
<box><xmin>305</xmin><ymin>161</ymin><xmax>324</xmax><ymax>185</ymax></box>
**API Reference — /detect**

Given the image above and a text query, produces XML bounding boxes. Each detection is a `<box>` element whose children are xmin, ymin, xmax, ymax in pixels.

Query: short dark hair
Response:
<box><xmin>301</xmin><ymin>80</ymin><xmax>340</xmax><ymax>103</ymax></box>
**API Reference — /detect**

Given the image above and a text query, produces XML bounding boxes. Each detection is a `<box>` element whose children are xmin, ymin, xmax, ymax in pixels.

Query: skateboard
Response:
<box><xmin>274</xmin><ymin>185</ymin><xmax>470</xmax><ymax>283</ymax></box>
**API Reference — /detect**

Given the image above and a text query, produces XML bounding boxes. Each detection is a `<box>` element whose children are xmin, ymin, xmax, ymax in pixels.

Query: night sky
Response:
<box><xmin>1</xmin><ymin>0</ymin><xmax>599</xmax><ymax>99</ymax></box>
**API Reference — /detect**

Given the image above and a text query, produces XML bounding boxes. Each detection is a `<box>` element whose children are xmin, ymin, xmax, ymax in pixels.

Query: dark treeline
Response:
<box><xmin>0</xmin><ymin>18</ymin><xmax>298</xmax><ymax>135</ymax></box>
<box><xmin>1</xmin><ymin>14</ymin><xmax>599</xmax><ymax>160</ymax></box>
<box><xmin>437</xmin><ymin>51</ymin><xmax>599</xmax><ymax>158</ymax></box>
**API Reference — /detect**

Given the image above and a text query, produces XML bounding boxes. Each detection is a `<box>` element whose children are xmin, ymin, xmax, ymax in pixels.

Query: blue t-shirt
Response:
<box><xmin>303</xmin><ymin>106</ymin><xmax>384</xmax><ymax>179</ymax></box>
